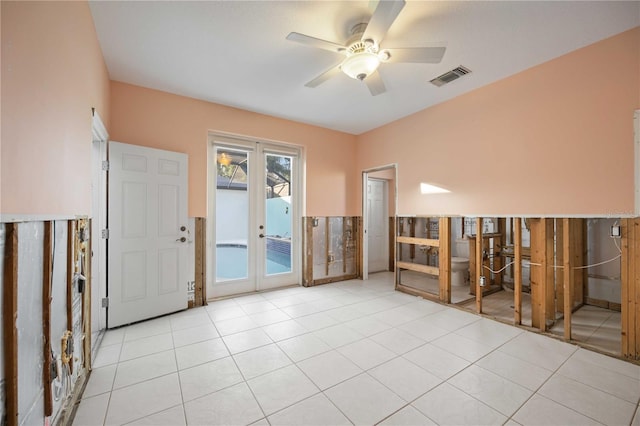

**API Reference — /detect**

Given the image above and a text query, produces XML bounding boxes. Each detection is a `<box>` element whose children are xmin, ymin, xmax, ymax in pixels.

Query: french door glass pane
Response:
<box><xmin>215</xmin><ymin>148</ymin><xmax>249</xmax><ymax>281</ymax></box>
<box><xmin>265</xmin><ymin>153</ymin><xmax>292</xmax><ymax>275</ymax></box>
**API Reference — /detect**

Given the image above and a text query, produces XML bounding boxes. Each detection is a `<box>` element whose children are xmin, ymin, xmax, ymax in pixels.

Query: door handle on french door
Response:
<box><xmin>259</xmin><ymin>234</ymin><xmax>265</xmax><ymax>238</ymax></box>
<box><xmin>176</xmin><ymin>236</ymin><xmax>187</xmax><ymax>242</ymax></box>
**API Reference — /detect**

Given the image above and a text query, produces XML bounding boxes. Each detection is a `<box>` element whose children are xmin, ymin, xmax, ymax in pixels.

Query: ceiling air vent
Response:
<box><xmin>430</xmin><ymin>66</ymin><xmax>471</xmax><ymax>87</ymax></box>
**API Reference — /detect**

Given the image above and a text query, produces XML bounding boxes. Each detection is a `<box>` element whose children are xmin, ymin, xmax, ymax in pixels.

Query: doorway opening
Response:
<box><xmin>362</xmin><ymin>165</ymin><xmax>397</xmax><ymax>280</ymax></box>
<box><xmin>207</xmin><ymin>135</ymin><xmax>302</xmax><ymax>298</ymax></box>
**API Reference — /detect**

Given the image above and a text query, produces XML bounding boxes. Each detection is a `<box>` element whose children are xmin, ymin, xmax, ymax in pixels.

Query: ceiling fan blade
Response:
<box><xmin>304</xmin><ymin>64</ymin><xmax>343</xmax><ymax>88</ymax></box>
<box><xmin>362</xmin><ymin>0</ymin><xmax>406</xmax><ymax>45</ymax></box>
<box><xmin>385</xmin><ymin>46</ymin><xmax>446</xmax><ymax>64</ymax></box>
<box><xmin>286</xmin><ymin>32</ymin><xmax>346</xmax><ymax>54</ymax></box>
<box><xmin>364</xmin><ymin>71</ymin><xmax>386</xmax><ymax>96</ymax></box>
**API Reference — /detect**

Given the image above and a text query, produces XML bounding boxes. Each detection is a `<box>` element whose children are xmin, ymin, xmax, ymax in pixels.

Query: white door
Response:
<box><xmin>108</xmin><ymin>141</ymin><xmax>189</xmax><ymax>328</ymax></box>
<box><xmin>209</xmin><ymin>137</ymin><xmax>300</xmax><ymax>298</ymax></box>
<box><xmin>367</xmin><ymin>178</ymin><xmax>389</xmax><ymax>273</ymax></box>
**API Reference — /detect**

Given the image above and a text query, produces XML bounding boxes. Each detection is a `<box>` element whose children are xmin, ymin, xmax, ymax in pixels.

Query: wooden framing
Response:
<box><xmin>3</xmin><ymin>223</ymin><xmax>19</xmax><ymax>426</ymax></box>
<box><xmin>439</xmin><ymin>217</ymin><xmax>451</xmax><ymax>303</ymax></box>
<box><xmin>66</xmin><ymin>220</ymin><xmax>75</xmax><ymax>374</ymax></box>
<box><xmin>43</xmin><ymin>222</ymin><xmax>53</xmax><ymax>416</ymax></box>
<box><xmin>530</xmin><ymin>218</ymin><xmax>554</xmax><ymax>331</ymax></box>
<box><xmin>194</xmin><ymin>218</ymin><xmax>207</xmax><ymax>306</ymax></box>
<box><xmin>388</xmin><ymin>217</ymin><xmax>395</xmax><ymax>272</ymax></box>
<box><xmin>494</xmin><ymin>218</ymin><xmax>505</xmax><ymax>286</ymax></box>
<box><xmin>621</xmin><ymin>218</ymin><xmax>640</xmax><ymax>360</ymax></box>
<box><xmin>396</xmin><ymin>236</ymin><xmax>439</xmax><ymax>247</ymax></box>
<box><xmin>556</xmin><ymin>219</ymin><xmax>565</xmax><ymax>314</ymax></box>
<box><xmin>514</xmin><ymin>218</ymin><xmax>522</xmax><ymax>325</ymax></box>
<box><xmin>84</xmin><ymin>220</ymin><xmax>93</xmax><ymax>369</ymax></box>
<box><xmin>563</xmin><ymin>218</ymin><xmax>572</xmax><ymax>340</ymax></box>
<box><xmin>303</xmin><ymin>216</ymin><xmax>360</xmax><ymax>287</ymax></box>
<box><xmin>475</xmin><ymin>218</ymin><xmax>483</xmax><ymax>313</ymax></box>
<box><xmin>396</xmin><ymin>261</ymin><xmax>439</xmax><ymax>275</ymax></box>
<box><xmin>302</xmin><ymin>217</ymin><xmax>314</xmax><ymax>286</ymax></box>
<box><xmin>325</xmin><ymin>217</ymin><xmax>330</xmax><ymax>277</ymax></box>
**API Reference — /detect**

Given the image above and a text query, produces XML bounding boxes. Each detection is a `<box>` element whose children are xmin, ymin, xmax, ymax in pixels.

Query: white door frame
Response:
<box><xmin>362</xmin><ymin>164</ymin><xmax>398</xmax><ymax>280</ymax></box>
<box><xmin>206</xmin><ymin>133</ymin><xmax>303</xmax><ymax>298</ymax></box>
<box><xmin>91</xmin><ymin>110</ymin><xmax>108</xmax><ymax>342</ymax></box>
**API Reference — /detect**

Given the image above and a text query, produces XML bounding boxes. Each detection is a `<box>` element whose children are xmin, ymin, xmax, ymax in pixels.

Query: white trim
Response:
<box><xmin>91</xmin><ymin>109</ymin><xmax>109</xmax><ymax>142</ymax></box>
<box><xmin>0</xmin><ymin>214</ymin><xmax>84</xmax><ymax>223</ymax></box>
<box><xmin>362</xmin><ymin>163</ymin><xmax>398</xmax><ymax>280</ymax></box>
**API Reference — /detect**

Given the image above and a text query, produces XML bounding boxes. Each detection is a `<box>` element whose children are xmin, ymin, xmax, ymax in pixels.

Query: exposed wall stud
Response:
<box><xmin>563</xmin><ymin>218</ymin><xmax>572</xmax><ymax>340</ymax></box>
<box><xmin>3</xmin><ymin>223</ymin><xmax>19</xmax><ymax>426</ymax></box>
<box><xmin>43</xmin><ymin>221</ymin><xmax>53</xmax><ymax>416</ymax></box>
<box><xmin>439</xmin><ymin>217</ymin><xmax>451</xmax><ymax>303</ymax></box>
<box><xmin>66</xmin><ymin>220</ymin><xmax>75</xmax><ymax>374</ymax></box>
<box><xmin>475</xmin><ymin>217</ymin><xmax>483</xmax><ymax>314</ymax></box>
<box><xmin>514</xmin><ymin>218</ymin><xmax>522</xmax><ymax>325</ymax></box>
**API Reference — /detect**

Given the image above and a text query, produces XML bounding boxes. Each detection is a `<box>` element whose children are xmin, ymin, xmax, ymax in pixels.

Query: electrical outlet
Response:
<box><xmin>611</xmin><ymin>225</ymin><xmax>621</xmax><ymax>238</ymax></box>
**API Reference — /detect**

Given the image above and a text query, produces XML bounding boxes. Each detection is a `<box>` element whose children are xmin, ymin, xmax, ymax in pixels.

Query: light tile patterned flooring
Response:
<box><xmin>73</xmin><ymin>273</ymin><xmax>640</xmax><ymax>426</ymax></box>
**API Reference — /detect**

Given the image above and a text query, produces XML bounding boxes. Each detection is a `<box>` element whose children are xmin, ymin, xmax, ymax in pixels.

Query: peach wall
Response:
<box><xmin>1</xmin><ymin>1</ymin><xmax>111</xmax><ymax>215</ymax></box>
<box><xmin>357</xmin><ymin>27</ymin><xmax>640</xmax><ymax>217</ymax></box>
<box><xmin>109</xmin><ymin>82</ymin><xmax>358</xmax><ymax>217</ymax></box>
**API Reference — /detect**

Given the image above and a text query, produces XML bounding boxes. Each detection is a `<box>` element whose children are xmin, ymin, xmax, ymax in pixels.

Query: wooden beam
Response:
<box><xmin>194</xmin><ymin>218</ymin><xmax>207</xmax><ymax>305</ymax></box>
<box><xmin>43</xmin><ymin>222</ymin><xmax>53</xmax><ymax>416</ymax></box>
<box><xmin>632</xmin><ymin>219</ymin><xmax>640</xmax><ymax>358</ymax></box>
<box><xmin>544</xmin><ymin>219</ymin><xmax>555</xmax><ymax>327</ymax></box>
<box><xmin>476</xmin><ymin>218</ymin><xmax>483</xmax><ymax>314</ymax></box>
<box><xmin>396</xmin><ymin>261</ymin><xmax>439</xmax><ymax>276</ymax></box>
<box><xmin>84</xmin><ymin>220</ymin><xmax>92</xmax><ymax>369</ymax></box>
<box><xmin>530</xmin><ymin>218</ymin><xmax>544</xmax><ymax>330</ymax></box>
<box><xmin>342</xmin><ymin>218</ymin><xmax>347</xmax><ymax>274</ymax></box>
<box><xmin>409</xmin><ymin>218</ymin><xmax>416</xmax><ymax>260</ymax></box>
<box><xmin>66</xmin><ymin>220</ymin><xmax>75</xmax><ymax>374</ymax></box>
<box><xmin>302</xmin><ymin>217</ymin><xmax>313</xmax><ymax>286</ymax></box>
<box><xmin>388</xmin><ymin>217</ymin><xmax>395</xmax><ymax>272</ymax></box>
<box><xmin>563</xmin><ymin>218</ymin><xmax>572</xmax><ymax>340</ymax></box>
<box><xmin>396</xmin><ymin>236</ymin><xmax>440</xmax><ymax>247</ymax></box>
<box><xmin>514</xmin><ymin>218</ymin><xmax>522</xmax><ymax>325</ymax></box>
<box><xmin>621</xmin><ymin>218</ymin><xmax>630</xmax><ymax>356</ymax></box>
<box><xmin>494</xmin><ymin>219</ymin><xmax>505</xmax><ymax>286</ymax></box>
<box><xmin>530</xmin><ymin>218</ymin><xmax>554</xmax><ymax>331</ymax></box>
<box><xmin>439</xmin><ymin>217</ymin><xmax>451</xmax><ymax>304</ymax></box>
<box><xmin>325</xmin><ymin>217</ymin><xmax>330</xmax><ymax>277</ymax></box>
<box><xmin>3</xmin><ymin>223</ymin><xmax>19</xmax><ymax>426</ymax></box>
<box><xmin>556</xmin><ymin>219</ymin><xmax>565</xmax><ymax>314</ymax></box>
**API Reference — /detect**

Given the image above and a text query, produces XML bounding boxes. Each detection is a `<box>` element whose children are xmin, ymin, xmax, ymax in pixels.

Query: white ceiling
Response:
<box><xmin>89</xmin><ymin>1</ymin><xmax>639</xmax><ymax>135</ymax></box>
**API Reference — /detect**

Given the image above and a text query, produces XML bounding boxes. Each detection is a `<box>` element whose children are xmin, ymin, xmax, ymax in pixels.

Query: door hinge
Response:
<box><xmin>102</xmin><ymin>160</ymin><xmax>110</xmax><ymax>171</ymax></box>
<box><xmin>101</xmin><ymin>297</ymin><xmax>109</xmax><ymax>308</ymax></box>
<box><xmin>101</xmin><ymin>229</ymin><xmax>109</xmax><ymax>239</ymax></box>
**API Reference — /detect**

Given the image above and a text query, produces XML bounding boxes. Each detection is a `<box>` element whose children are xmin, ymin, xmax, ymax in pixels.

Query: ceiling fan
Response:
<box><xmin>286</xmin><ymin>0</ymin><xmax>446</xmax><ymax>96</ymax></box>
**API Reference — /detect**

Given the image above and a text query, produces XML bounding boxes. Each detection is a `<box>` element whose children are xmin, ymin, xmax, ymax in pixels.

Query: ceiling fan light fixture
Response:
<box><xmin>341</xmin><ymin>52</ymin><xmax>380</xmax><ymax>81</ymax></box>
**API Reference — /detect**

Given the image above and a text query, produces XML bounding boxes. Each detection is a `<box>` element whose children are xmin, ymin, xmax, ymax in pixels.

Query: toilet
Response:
<box><xmin>451</xmin><ymin>257</ymin><xmax>470</xmax><ymax>287</ymax></box>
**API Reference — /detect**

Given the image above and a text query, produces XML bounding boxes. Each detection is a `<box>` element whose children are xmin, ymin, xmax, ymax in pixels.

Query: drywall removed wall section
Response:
<box><xmin>303</xmin><ymin>217</ymin><xmax>360</xmax><ymax>286</ymax></box>
<box><xmin>586</xmin><ymin>219</ymin><xmax>622</xmax><ymax>306</ymax></box>
<box><xmin>0</xmin><ymin>220</ymin><xmax>89</xmax><ymax>426</ymax></box>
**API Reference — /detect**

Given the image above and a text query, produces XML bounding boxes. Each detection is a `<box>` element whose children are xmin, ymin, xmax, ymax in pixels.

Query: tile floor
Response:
<box><xmin>73</xmin><ymin>272</ymin><xmax>640</xmax><ymax>426</ymax></box>
<box><xmin>550</xmin><ymin>304</ymin><xmax>622</xmax><ymax>355</ymax></box>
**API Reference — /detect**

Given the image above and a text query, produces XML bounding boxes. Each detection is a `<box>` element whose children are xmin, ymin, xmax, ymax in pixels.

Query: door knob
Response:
<box><xmin>180</xmin><ymin>226</ymin><xmax>187</xmax><ymax>232</ymax></box>
<box><xmin>259</xmin><ymin>234</ymin><xmax>265</xmax><ymax>238</ymax></box>
<box><xmin>176</xmin><ymin>236</ymin><xmax>187</xmax><ymax>242</ymax></box>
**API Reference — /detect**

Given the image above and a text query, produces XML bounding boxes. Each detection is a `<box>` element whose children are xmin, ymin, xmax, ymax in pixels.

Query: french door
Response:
<box><xmin>208</xmin><ymin>136</ymin><xmax>300</xmax><ymax>297</ymax></box>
